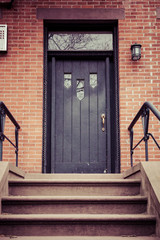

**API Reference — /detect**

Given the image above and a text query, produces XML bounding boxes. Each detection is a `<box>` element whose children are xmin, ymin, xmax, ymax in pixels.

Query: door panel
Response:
<box><xmin>51</xmin><ymin>59</ymin><xmax>108</xmax><ymax>173</ymax></box>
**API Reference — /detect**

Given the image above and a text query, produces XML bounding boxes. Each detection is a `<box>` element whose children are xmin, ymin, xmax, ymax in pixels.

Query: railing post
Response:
<box><xmin>130</xmin><ymin>129</ymin><xmax>134</xmax><ymax>167</ymax></box>
<box><xmin>0</xmin><ymin>107</ymin><xmax>6</xmax><ymax>161</ymax></box>
<box><xmin>15</xmin><ymin>127</ymin><xmax>19</xmax><ymax>167</ymax></box>
<box><xmin>142</xmin><ymin>108</ymin><xmax>150</xmax><ymax>162</ymax></box>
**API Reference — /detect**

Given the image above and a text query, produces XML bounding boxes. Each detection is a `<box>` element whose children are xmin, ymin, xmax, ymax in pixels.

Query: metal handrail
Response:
<box><xmin>0</xmin><ymin>102</ymin><xmax>20</xmax><ymax>166</ymax></box>
<box><xmin>128</xmin><ymin>101</ymin><xmax>160</xmax><ymax>167</ymax></box>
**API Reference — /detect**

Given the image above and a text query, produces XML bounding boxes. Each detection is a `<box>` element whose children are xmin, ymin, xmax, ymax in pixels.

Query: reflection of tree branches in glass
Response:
<box><xmin>76</xmin><ymin>79</ymin><xmax>84</xmax><ymax>101</ymax></box>
<box><xmin>48</xmin><ymin>33</ymin><xmax>112</xmax><ymax>51</ymax></box>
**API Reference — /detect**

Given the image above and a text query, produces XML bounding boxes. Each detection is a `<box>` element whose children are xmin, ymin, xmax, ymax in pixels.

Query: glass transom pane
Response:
<box><xmin>48</xmin><ymin>32</ymin><xmax>113</xmax><ymax>51</ymax></box>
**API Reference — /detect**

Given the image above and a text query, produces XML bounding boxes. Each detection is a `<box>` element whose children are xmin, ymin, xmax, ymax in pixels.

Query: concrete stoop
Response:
<box><xmin>0</xmin><ymin>163</ymin><xmax>160</xmax><ymax>239</ymax></box>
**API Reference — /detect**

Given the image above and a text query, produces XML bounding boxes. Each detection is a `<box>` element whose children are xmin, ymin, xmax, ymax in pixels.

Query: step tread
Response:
<box><xmin>0</xmin><ymin>214</ymin><xmax>156</xmax><ymax>222</ymax></box>
<box><xmin>25</xmin><ymin>173</ymin><xmax>124</xmax><ymax>179</ymax></box>
<box><xmin>0</xmin><ymin>237</ymin><xmax>160</xmax><ymax>240</ymax></box>
<box><xmin>2</xmin><ymin>195</ymin><xmax>148</xmax><ymax>202</ymax></box>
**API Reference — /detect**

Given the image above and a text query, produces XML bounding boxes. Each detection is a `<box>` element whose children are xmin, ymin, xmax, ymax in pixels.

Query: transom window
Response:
<box><xmin>48</xmin><ymin>32</ymin><xmax>113</xmax><ymax>51</ymax></box>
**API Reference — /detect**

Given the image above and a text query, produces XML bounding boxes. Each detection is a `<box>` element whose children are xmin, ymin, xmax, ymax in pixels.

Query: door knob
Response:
<box><xmin>101</xmin><ymin>114</ymin><xmax>105</xmax><ymax>132</ymax></box>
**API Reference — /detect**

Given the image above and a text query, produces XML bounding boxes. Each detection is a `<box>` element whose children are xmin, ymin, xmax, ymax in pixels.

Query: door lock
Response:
<box><xmin>101</xmin><ymin>113</ymin><xmax>105</xmax><ymax>132</ymax></box>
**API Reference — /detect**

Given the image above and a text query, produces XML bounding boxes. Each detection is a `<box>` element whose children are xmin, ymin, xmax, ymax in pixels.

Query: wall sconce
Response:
<box><xmin>131</xmin><ymin>43</ymin><xmax>142</xmax><ymax>61</ymax></box>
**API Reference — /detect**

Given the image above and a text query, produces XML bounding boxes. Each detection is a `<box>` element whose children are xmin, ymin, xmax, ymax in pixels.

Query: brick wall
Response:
<box><xmin>0</xmin><ymin>0</ymin><xmax>160</xmax><ymax>173</ymax></box>
<box><xmin>119</xmin><ymin>0</ymin><xmax>160</xmax><ymax>170</ymax></box>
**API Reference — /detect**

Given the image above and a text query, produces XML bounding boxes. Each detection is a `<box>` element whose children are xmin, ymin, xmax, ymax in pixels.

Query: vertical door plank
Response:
<box><xmin>80</xmin><ymin>60</ymin><xmax>89</xmax><ymax>165</ymax></box>
<box><xmin>106</xmin><ymin>57</ymin><xmax>111</xmax><ymax>173</ymax></box>
<box><xmin>63</xmin><ymin>61</ymin><xmax>72</xmax><ymax>163</ymax></box>
<box><xmin>89</xmin><ymin>61</ymin><xmax>98</xmax><ymax>164</ymax></box>
<box><xmin>55</xmin><ymin>60</ymin><xmax>64</xmax><ymax>165</ymax></box>
<box><xmin>51</xmin><ymin>57</ymin><xmax>56</xmax><ymax>172</ymax></box>
<box><xmin>72</xmin><ymin>60</ymin><xmax>81</xmax><ymax>164</ymax></box>
<box><xmin>97</xmin><ymin>60</ymin><xmax>106</xmax><ymax>171</ymax></box>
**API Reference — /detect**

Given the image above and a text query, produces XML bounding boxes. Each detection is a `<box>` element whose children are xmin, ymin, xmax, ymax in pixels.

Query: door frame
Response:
<box><xmin>42</xmin><ymin>21</ymin><xmax>120</xmax><ymax>173</ymax></box>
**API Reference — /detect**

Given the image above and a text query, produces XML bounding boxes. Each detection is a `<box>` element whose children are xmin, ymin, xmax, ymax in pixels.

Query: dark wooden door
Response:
<box><xmin>51</xmin><ymin>58</ymin><xmax>109</xmax><ymax>173</ymax></box>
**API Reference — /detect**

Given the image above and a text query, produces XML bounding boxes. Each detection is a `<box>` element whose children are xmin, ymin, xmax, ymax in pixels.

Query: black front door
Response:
<box><xmin>51</xmin><ymin>58</ymin><xmax>110</xmax><ymax>173</ymax></box>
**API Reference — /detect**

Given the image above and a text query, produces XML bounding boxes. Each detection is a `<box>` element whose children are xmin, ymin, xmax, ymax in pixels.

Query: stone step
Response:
<box><xmin>9</xmin><ymin>179</ymin><xmax>141</xmax><ymax>196</ymax></box>
<box><xmin>0</xmin><ymin>214</ymin><xmax>156</xmax><ymax>236</ymax></box>
<box><xmin>0</xmin><ymin>237</ymin><xmax>160</xmax><ymax>240</ymax></box>
<box><xmin>25</xmin><ymin>173</ymin><xmax>123</xmax><ymax>179</ymax></box>
<box><xmin>2</xmin><ymin>196</ymin><xmax>147</xmax><ymax>214</ymax></box>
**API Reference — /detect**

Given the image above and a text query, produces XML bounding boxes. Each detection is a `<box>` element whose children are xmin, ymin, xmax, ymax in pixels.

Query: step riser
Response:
<box><xmin>0</xmin><ymin>221</ymin><xmax>155</xmax><ymax>236</ymax></box>
<box><xmin>9</xmin><ymin>184</ymin><xmax>140</xmax><ymax>196</ymax></box>
<box><xmin>2</xmin><ymin>202</ymin><xmax>147</xmax><ymax>214</ymax></box>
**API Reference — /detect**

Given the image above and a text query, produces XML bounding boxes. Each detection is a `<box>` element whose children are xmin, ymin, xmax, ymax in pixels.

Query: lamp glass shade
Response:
<box><xmin>131</xmin><ymin>43</ymin><xmax>141</xmax><ymax>61</ymax></box>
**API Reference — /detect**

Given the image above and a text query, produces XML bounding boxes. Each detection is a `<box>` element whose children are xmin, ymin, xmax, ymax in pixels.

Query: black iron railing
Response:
<box><xmin>128</xmin><ymin>102</ymin><xmax>160</xmax><ymax>167</ymax></box>
<box><xmin>0</xmin><ymin>102</ymin><xmax>20</xmax><ymax>166</ymax></box>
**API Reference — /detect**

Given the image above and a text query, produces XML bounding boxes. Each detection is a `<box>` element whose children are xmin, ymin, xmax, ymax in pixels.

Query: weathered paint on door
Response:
<box><xmin>51</xmin><ymin>59</ymin><xmax>108</xmax><ymax>173</ymax></box>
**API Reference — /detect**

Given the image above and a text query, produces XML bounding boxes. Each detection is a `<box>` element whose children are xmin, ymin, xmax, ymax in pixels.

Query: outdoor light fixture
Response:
<box><xmin>131</xmin><ymin>43</ymin><xmax>142</xmax><ymax>61</ymax></box>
